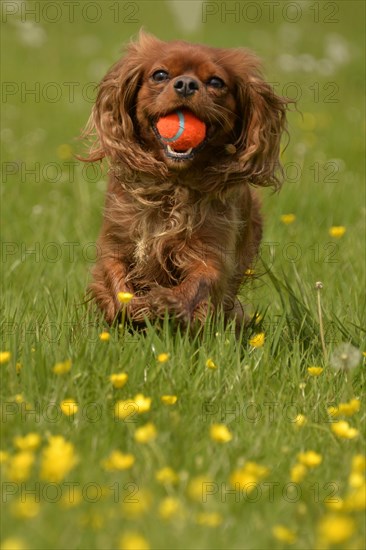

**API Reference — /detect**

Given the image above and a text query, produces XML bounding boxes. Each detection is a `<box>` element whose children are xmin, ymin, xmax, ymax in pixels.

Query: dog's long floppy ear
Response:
<box><xmin>81</xmin><ymin>30</ymin><xmax>164</xmax><ymax>172</ymax></box>
<box><xmin>224</xmin><ymin>49</ymin><xmax>291</xmax><ymax>188</ymax></box>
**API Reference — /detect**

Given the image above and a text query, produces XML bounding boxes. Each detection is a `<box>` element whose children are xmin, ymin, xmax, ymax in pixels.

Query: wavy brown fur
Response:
<box><xmin>81</xmin><ymin>31</ymin><xmax>291</xmax><ymax>328</ymax></box>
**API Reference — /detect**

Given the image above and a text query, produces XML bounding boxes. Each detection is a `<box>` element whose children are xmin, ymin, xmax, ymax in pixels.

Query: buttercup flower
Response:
<box><xmin>40</xmin><ymin>435</ymin><xmax>78</xmax><ymax>482</ymax></box>
<box><xmin>280</xmin><ymin>214</ymin><xmax>296</xmax><ymax>225</ymax></box>
<box><xmin>205</xmin><ymin>358</ymin><xmax>217</xmax><ymax>369</ymax></box>
<box><xmin>187</xmin><ymin>475</ymin><xmax>214</xmax><ymax>501</ymax></box>
<box><xmin>290</xmin><ymin>463</ymin><xmax>307</xmax><ymax>483</ymax></box>
<box><xmin>161</xmin><ymin>395</ymin><xmax>177</xmax><ymax>405</ymax></box>
<box><xmin>134</xmin><ymin>423</ymin><xmax>157</xmax><ymax>444</ymax></box>
<box><xmin>331</xmin><ymin>421</ymin><xmax>359</xmax><ymax>439</ymax></box>
<box><xmin>115</xmin><ymin>395</ymin><xmax>150</xmax><ymax>418</ymax></box>
<box><xmin>230</xmin><ymin>462</ymin><xmax>269</xmax><ymax>490</ymax></box>
<box><xmin>110</xmin><ymin>373</ymin><xmax>128</xmax><ymax>389</ymax></box>
<box><xmin>272</xmin><ymin>525</ymin><xmax>297</xmax><ymax>544</ymax></box>
<box><xmin>329</xmin><ymin>226</ymin><xmax>346</xmax><ymax>238</ymax></box>
<box><xmin>11</xmin><ymin>498</ymin><xmax>40</xmax><ymax>519</ymax></box>
<box><xmin>293</xmin><ymin>414</ymin><xmax>307</xmax><ymax>428</ymax></box>
<box><xmin>99</xmin><ymin>332</ymin><xmax>110</xmax><ymax>342</ymax></box>
<box><xmin>155</xmin><ymin>467</ymin><xmax>179</xmax><ymax>485</ymax></box>
<box><xmin>307</xmin><ymin>366</ymin><xmax>323</xmax><ymax>376</ymax></box>
<box><xmin>0</xmin><ymin>351</ymin><xmax>11</xmax><ymax>364</ymax></box>
<box><xmin>13</xmin><ymin>433</ymin><xmax>41</xmax><ymax>451</ymax></box>
<box><xmin>119</xmin><ymin>532</ymin><xmax>150</xmax><ymax>550</ymax></box>
<box><xmin>158</xmin><ymin>497</ymin><xmax>183</xmax><ymax>520</ymax></box>
<box><xmin>327</xmin><ymin>398</ymin><xmax>360</xmax><ymax>417</ymax></box>
<box><xmin>0</xmin><ymin>451</ymin><xmax>9</xmax><ymax>463</ymax></box>
<box><xmin>0</xmin><ymin>538</ymin><xmax>28</xmax><ymax>550</ymax></box>
<box><xmin>53</xmin><ymin>359</ymin><xmax>72</xmax><ymax>374</ymax></box>
<box><xmin>60</xmin><ymin>398</ymin><xmax>78</xmax><ymax>416</ymax></box>
<box><xmin>297</xmin><ymin>451</ymin><xmax>322</xmax><ymax>468</ymax></box>
<box><xmin>101</xmin><ymin>451</ymin><xmax>135</xmax><ymax>471</ymax></box>
<box><xmin>245</xmin><ymin>268</ymin><xmax>255</xmax><ymax>276</ymax></box>
<box><xmin>157</xmin><ymin>353</ymin><xmax>170</xmax><ymax>363</ymax></box>
<box><xmin>318</xmin><ymin>514</ymin><xmax>355</xmax><ymax>545</ymax></box>
<box><xmin>249</xmin><ymin>333</ymin><xmax>265</xmax><ymax>348</ymax></box>
<box><xmin>134</xmin><ymin>394</ymin><xmax>151</xmax><ymax>413</ymax></box>
<box><xmin>196</xmin><ymin>512</ymin><xmax>223</xmax><ymax>527</ymax></box>
<box><xmin>117</xmin><ymin>292</ymin><xmax>134</xmax><ymax>304</ymax></box>
<box><xmin>6</xmin><ymin>452</ymin><xmax>35</xmax><ymax>482</ymax></box>
<box><xmin>210</xmin><ymin>423</ymin><xmax>233</xmax><ymax>443</ymax></box>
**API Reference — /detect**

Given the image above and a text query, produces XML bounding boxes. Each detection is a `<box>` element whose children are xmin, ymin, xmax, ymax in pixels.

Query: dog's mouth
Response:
<box><xmin>151</xmin><ymin>109</ymin><xmax>212</xmax><ymax>161</ymax></box>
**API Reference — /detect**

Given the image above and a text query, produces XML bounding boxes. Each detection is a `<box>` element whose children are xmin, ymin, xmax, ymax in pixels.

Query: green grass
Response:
<box><xmin>1</xmin><ymin>1</ymin><xmax>365</xmax><ymax>549</ymax></box>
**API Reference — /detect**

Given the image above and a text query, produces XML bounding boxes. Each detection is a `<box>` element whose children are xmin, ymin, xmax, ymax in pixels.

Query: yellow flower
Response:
<box><xmin>117</xmin><ymin>292</ymin><xmax>134</xmax><ymax>304</ymax></box>
<box><xmin>293</xmin><ymin>414</ymin><xmax>307</xmax><ymax>428</ymax></box>
<box><xmin>109</xmin><ymin>373</ymin><xmax>128</xmax><ymax>389</ymax></box>
<box><xmin>327</xmin><ymin>398</ymin><xmax>360</xmax><ymax>417</ymax></box>
<box><xmin>60</xmin><ymin>398</ymin><xmax>78</xmax><ymax>416</ymax></box>
<box><xmin>119</xmin><ymin>532</ymin><xmax>150</xmax><ymax>550</ymax></box>
<box><xmin>351</xmin><ymin>454</ymin><xmax>366</xmax><ymax>474</ymax></box>
<box><xmin>245</xmin><ymin>268</ymin><xmax>255</xmax><ymax>276</ymax></box>
<box><xmin>40</xmin><ymin>435</ymin><xmax>78</xmax><ymax>482</ymax></box>
<box><xmin>249</xmin><ymin>332</ymin><xmax>265</xmax><ymax>348</ymax></box>
<box><xmin>290</xmin><ymin>463</ymin><xmax>307</xmax><ymax>483</ymax></box>
<box><xmin>158</xmin><ymin>497</ymin><xmax>183</xmax><ymax>520</ymax></box>
<box><xmin>297</xmin><ymin>451</ymin><xmax>322</xmax><ymax>468</ymax></box>
<box><xmin>307</xmin><ymin>366</ymin><xmax>323</xmax><ymax>376</ymax></box>
<box><xmin>318</xmin><ymin>514</ymin><xmax>355</xmax><ymax>544</ymax></box>
<box><xmin>99</xmin><ymin>331</ymin><xmax>110</xmax><ymax>342</ymax></box>
<box><xmin>343</xmin><ymin>483</ymin><xmax>366</xmax><ymax>512</ymax></box>
<box><xmin>187</xmin><ymin>476</ymin><xmax>214</xmax><ymax>502</ymax></box>
<box><xmin>0</xmin><ymin>538</ymin><xmax>28</xmax><ymax>550</ymax></box>
<box><xmin>134</xmin><ymin>394</ymin><xmax>151</xmax><ymax>413</ymax></box>
<box><xmin>101</xmin><ymin>451</ymin><xmax>135</xmax><ymax>471</ymax></box>
<box><xmin>157</xmin><ymin>352</ymin><xmax>170</xmax><ymax>363</ymax></box>
<box><xmin>230</xmin><ymin>462</ymin><xmax>269</xmax><ymax>490</ymax></box>
<box><xmin>122</xmin><ymin>490</ymin><xmax>151</xmax><ymax>518</ymax></box>
<box><xmin>161</xmin><ymin>395</ymin><xmax>177</xmax><ymax>405</ymax></box>
<box><xmin>53</xmin><ymin>359</ymin><xmax>72</xmax><ymax>374</ymax></box>
<box><xmin>155</xmin><ymin>467</ymin><xmax>179</xmax><ymax>485</ymax></box>
<box><xmin>13</xmin><ymin>433</ymin><xmax>41</xmax><ymax>451</ymax></box>
<box><xmin>329</xmin><ymin>226</ymin><xmax>346</xmax><ymax>238</ymax></box>
<box><xmin>331</xmin><ymin>421</ymin><xmax>359</xmax><ymax>439</ymax></box>
<box><xmin>210</xmin><ymin>423</ymin><xmax>233</xmax><ymax>443</ymax></box>
<box><xmin>0</xmin><ymin>351</ymin><xmax>11</xmax><ymax>364</ymax></box>
<box><xmin>0</xmin><ymin>450</ymin><xmax>9</xmax><ymax>463</ymax></box>
<box><xmin>325</xmin><ymin>498</ymin><xmax>344</xmax><ymax>512</ymax></box>
<box><xmin>11</xmin><ymin>498</ymin><xmax>40</xmax><ymax>519</ymax></box>
<box><xmin>6</xmin><ymin>452</ymin><xmax>35</xmax><ymax>482</ymax></box>
<box><xmin>134</xmin><ymin>423</ymin><xmax>157</xmax><ymax>444</ymax></box>
<box><xmin>272</xmin><ymin>525</ymin><xmax>297</xmax><ymax>544</ymax></box>
<box><xmin>196</xmin><ymin>512</ymin><xmax>223</xmax><ymax>527</ymax></box>
<box><xmin>115</xmin><ymin>395</ymin><xmax>151</xmax><ymax>418</ymax></box>
<box><xmin>280</xmin><ymin>214</ymin><xmax>296</xmax><ymax>225</ymax></box>
<box><xmin>205</xmin><ymin>358</ymin><xmax>217</xmax><ymax>369</ymax></box>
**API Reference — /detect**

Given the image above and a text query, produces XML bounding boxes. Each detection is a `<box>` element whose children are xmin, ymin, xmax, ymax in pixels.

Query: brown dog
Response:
<box><xmin>81</xmin><ymin>31</ymin><xmax>290</xmax><ymax>328</ymax></box>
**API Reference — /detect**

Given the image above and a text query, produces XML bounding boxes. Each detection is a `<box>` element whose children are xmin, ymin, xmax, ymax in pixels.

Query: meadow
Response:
<box><xmin>1</xmin><ymin>1</ymin><xmax>365</xmax><ymax>549</ymax></box>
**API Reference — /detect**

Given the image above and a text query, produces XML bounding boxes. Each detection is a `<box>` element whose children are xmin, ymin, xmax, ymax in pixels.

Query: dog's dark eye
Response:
<box><xmin>152</xmin><ymin>70</ymin><xmax>169</xmax><ymax>82</ymax></box>
<box><xmin>207</xmin><ymin>76</ymin><xmax>225</xmax><ymax>89</ymax></box>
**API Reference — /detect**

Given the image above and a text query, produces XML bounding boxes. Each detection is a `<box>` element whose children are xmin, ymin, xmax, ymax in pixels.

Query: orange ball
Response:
<box><xmin>156</xmin><ymin>109</ymin><xmax>206</xmax><ymax>151</ymax></box>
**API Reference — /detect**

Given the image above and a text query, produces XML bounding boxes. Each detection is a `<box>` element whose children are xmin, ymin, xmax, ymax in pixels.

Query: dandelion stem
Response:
<box><xmin>315</xmin><ymin>282</ymin><xmax>327</xmax><ymax>361</ymax></box>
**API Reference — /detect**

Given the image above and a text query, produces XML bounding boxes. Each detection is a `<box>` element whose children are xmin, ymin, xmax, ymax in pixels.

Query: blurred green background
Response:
<box><xmin>1</xmin><ymin>2</ymin><xmax>365</xmax><ymax>550</ymax></box>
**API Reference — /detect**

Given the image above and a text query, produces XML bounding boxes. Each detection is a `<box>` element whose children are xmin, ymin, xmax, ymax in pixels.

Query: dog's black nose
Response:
<box><xmin>173</xmin><ymin>76</ymin><xmax>199</xmax><ymax>97</ymax></box>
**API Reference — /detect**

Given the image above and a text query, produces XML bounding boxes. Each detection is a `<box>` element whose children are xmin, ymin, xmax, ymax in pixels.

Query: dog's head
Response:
<box><xmin>83</xmin><ymin>31</ymin><xmax>290</xmax><ymax>188</ymax></box>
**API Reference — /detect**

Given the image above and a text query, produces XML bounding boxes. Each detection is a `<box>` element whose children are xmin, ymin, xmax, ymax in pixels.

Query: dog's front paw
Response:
<box><xmin>148</xmin><ymin>287</ymin><xmax>191</xmax><ymax>323</ymax></box>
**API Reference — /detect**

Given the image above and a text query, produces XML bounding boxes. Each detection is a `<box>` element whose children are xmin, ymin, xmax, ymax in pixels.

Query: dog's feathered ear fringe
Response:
<box><xmin>79</xmin><ymin>30</ymin><xmax>168</xmax><ymax>178</ymax></box>
<box><xmin>211</xmin><ymin>48</ymin><xmax>293</xmax><ymax>190</ymax></box>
